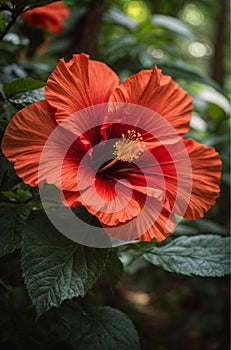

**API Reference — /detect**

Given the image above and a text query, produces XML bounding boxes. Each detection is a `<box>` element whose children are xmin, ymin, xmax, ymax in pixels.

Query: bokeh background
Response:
<box><xmin>0</xmin><ymin>1</ymin><xmax>230</xmax><ymax>349</ymax></box>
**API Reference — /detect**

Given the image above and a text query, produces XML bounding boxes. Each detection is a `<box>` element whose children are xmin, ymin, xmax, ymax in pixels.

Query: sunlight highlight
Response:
<box><xmin>124</xmin><ymin>1</ymin><xmax>150</xmax><ymax>22</ymax></box>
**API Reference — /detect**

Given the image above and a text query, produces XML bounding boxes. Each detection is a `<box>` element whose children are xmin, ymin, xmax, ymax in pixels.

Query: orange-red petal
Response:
<box><xmin>110</xmin><ymin>66</ymin><xmax>192</xmax><ymax>137</ymax></box>
<box><xmin>22</xmin><ymin>1</ymin><xmax>70</xmax><ymax>34</ymax></box>
<box><xmin>102</xmin><ymin>194</ymin><xmax>176</xmax><ymax>242</ymax></box>
<box><xmin>2</xmin><ymin>101</ymin><xmax>93</xmax><ymax>192</ymax></box>
<box><xmin>1</xmin><ymin>101</ymin><xmax>56</xmax><ymax>187</ymax></box>
<box><xmin>62</xmin><ymin>176</ymin><xmax>141</xmax><ymax>226</ymax></box>
<box><xmin>45</xmin><ymin>54</ymin><xmax>120</xmax><ymax>124</ymax></box>
<box><xmin>183</xmin><ymin>139</ymin><xmax>222</xmax><ymax>219</ymax></box>
<box><xmin>138</xmin><ymin>208</ymin><xmax>176</xmax><ymax>242</ymax></box>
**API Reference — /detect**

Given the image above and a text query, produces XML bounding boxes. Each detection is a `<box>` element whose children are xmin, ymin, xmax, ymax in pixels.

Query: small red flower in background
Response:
<box><xmin>22</xmin><ymin>1</ymin><xmax>70</xmax><ymax>34</ymax></box>
<box><xmin>1</xmin><ymin>54</ymin><xmax>222</xmax><ymax>242</ymax></box>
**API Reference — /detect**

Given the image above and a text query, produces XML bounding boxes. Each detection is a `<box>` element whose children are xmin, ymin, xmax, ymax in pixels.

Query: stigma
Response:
<box><xmin>113</xmin><ymin>130</ymin><xmax>145</xmax><ymax>163</ymax></box>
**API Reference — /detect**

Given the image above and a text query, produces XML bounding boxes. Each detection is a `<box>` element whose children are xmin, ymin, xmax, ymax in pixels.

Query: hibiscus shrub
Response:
<box><xmin>0</xmin><ymin>1</ymin><xmax>230</xmax><ymax>350</ymax></box>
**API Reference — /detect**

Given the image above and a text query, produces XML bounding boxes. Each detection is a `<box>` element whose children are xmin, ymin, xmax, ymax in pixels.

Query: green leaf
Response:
<box><xmin>24</xmin><ymin>0</ymin><xmax>60</xmax><ymax>10</ymax></box>
<box><xmin>105</xmin><ymin>8</ymin><xmax>138</xmax><ymax>30</ymax></box>
<box><xmin>2</xmin><ymin>188</ymin><xmax>32</xmax><ymax>202</ymax></box>
<box><xmin>0</xmin><ymin>151</ymin><xmax>19</xmax><ymax>189</ymax></box>
<box><xmin>0</xmin><ymin>206</ymin><xmax>31</xmax><ymax>257</ymax></box>
<box><xmin>175</xmin><ymin>219</ymin><xmax>228</xmax><ymax>236</ymax></box>
<box><xmin>0</xmin><ymin>306</ymin><xmax>50</xmax><ymax>350</ymax></box>
<box><xmin>9</xmin><ymin>88</ymin><xmax>45</xmax><ymax>106</ymax></box>
<box><xmin>21</xmin><ymin>212</ymin><xmax>109</xmax><ymax>318</ymax></box>
<box><xmin>194</xmin><ymin>219</ymin><xmax>228</xmax><ymax>235</ymax></box>
<box><xmin>0</xmin><ymin>101</ymin><xmax>18</xmax><ymax>126</ymax></box>
<box><xmin>15</xmin><ymin>188</ymin><xmax>32</xmax><ymax>202</ymax></box>
<box><xmin>190</xmin><ymin>112</ymin><xmax>207</xmax><ymax>132</ymax></box>
<box><xmin>222</xmin><ymin>172</ymin><xmax>231</xmax><ymax>186</ymax></box>
<box><xmin>100</xmin><ymin>249</ymin><xmax>124</xmax><ymax>290</ymax></box>
<box><xmin>152</xmin><ymin>14</ymin><xmax>195</xmax><ymax>39</ymax></box>
<box><xmin>8</xmin><ymin>0</ymin><xmax>58</xmax><ymax>11</ymax></box>
<box><xmin>198</xmin><ymin>87</ymin><xmax>230</xmax><ymax>115</ymax></box>
<box><xmin>1</xmin><ymin>191</ymin><xmax>18</xmax><ymax>200</ymax></box>
<box><xmin>53</xmin><ymin>301</ymin><xmax>141</xmax><ymax>350</ymax></box>
<box><xmin>157</xmin><ymin>61</ymin><xmax>220</xmax><ymax>90</ymax></box>
<box><xmin>0</xmin><ymin>10</ymin><xmax>4</xmax><ymax>32</ymax></box>
<box><xmin>3</xmin><ymin>78</ymin><xmax>45</xmax><ymax>98</ymax></box>
<box><xmin>143</xmin><ymin>235</ymin><xmax>230</xmax><ymax>277</ymax></box>
<box><xmin>72</xmin><ymin>205</ymin><xmax>102</xmax><ymax>227</ymax></box>
<box><xmin>0</xmin><ymin>1</ymin><xmax>11</xmax><ymax>11</ymax></box>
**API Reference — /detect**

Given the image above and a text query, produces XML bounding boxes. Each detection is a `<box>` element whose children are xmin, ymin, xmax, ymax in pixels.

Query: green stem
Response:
<box><xmin>0</xmin><ymin>279</ymin><xmax>10</xmax><ymax>291</ymax></box>
<box><xmin>0</xmin><ymin>9</ymin><xmax>21</xmax><ymax>40</ymax></box>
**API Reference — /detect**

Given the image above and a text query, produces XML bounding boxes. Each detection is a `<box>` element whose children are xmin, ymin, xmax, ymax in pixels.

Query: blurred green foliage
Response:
<box><xmin>0</xmin><ymin>0</ymin><xmax>230</xmax><ymax>349</ymax></box>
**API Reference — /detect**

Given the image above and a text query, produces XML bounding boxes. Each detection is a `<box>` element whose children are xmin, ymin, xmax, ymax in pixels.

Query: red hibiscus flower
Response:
<box><xmin>1</xmin><ymin>54</ymin><xmax>221</xmax><ymax>243</ymax></box>
<box><xmin>22</xmin><ymin>1</ymin><xmax>70</xmax><ymax>34</ymax></box>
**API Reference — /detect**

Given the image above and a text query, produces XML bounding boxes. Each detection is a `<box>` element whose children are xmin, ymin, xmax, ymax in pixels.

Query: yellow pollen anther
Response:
<box><xmin>113</xmin><ymin>130</ymin><xmax>145</xmax><ymax>163</ymax></box>
<box><xmin>97</xmin><ymin>130</ymin><xmax>145</xmax><ymax>175</ymax></box>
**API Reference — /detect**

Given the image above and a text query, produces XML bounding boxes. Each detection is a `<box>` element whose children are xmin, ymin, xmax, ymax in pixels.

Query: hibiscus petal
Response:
<box><xmin>1</xmin><ymin>101</ymin><xmax>57</xmax><ymax>187</ymax></box>
<box><xmin>62</xmin><ymin>190</ymin><xmax>82</xmax><ymax>208</ymax></box>
<box><xmin>138</xmin><ymin>208</ymin><xmax>176</xmax><ymax>242</ymax></box>
<box><xmin>102</xmin><ymin>193</ymin><xmax>176</xmax><ymax>242</ymax></box>
<box><xmin>183</xmin><ymin>139</ymin><xmax>222</xmax><ymax>219</ymax></box>
<box><xmin>106</xmin><ymin>137</ymin><xmax>192</xmax><ymax>218</ymax></box>
<box><xmin>22</xmin><ymin>1</ymin><xmax>70</xmax><ymax>34</ymax></box>
<box><xmin>110</xmin><ymin>66</ymin><xmax>192</xmax><ymax>136</ymax></box>
<box><xmin>148</xmin><ymin>141</ymin><xmax>193</xmax><ymax>216</ymax></box>
<box><xmin>45</xmin><ymin>54</ymin><xmax>119</xmax><ymax>124</ymax></box>
<box><xmin>106</xmin><ymin>161</ymin><xmax>165</xmax><ymax>200</ymax></box>
<box><xmin>1</xmin><ymin>100</ymin><xmax>91</xmax><ymax>192</ymax></box>
<box><xmin>63</xmin><ymin>177</ymin><xmax>141</xmax><ymax>226</ymax></box>
<box><xmin>59</xmin><ymin>145</ymin><xmax>93</xmax><ymax>192</ymax></box>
